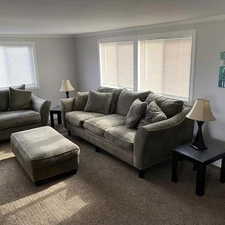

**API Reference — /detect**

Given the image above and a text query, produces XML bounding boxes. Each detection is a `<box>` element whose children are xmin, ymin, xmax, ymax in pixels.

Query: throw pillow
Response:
<box><xmin>145</xmin><ymin>93</ymin><xmax>183</xmax><ymax>118</ymax></box>
<box><xmin>73</xmin><ymin>92</ymin><xmax>88</xmax><ymax>111</ymax></box>
<box><xmin>116</xmin><ymin>89</ymin><xmax>150</xmax><ymax>116</ymax></box>
<box><xmin>97</xmin><ymin>87</ymin><xmax>122</xmax><ymax>113</ymax></box>
<box><xmin>9</xmin><ymin>87</ymin><xmax>32</xmax><ymax>110</ymax></box>
<box><xmin>125</xmin><ymin>99</ymin><xmax>147</xmax><ymax>128</ymax></box>
<box><xmin>84</xmin><ymin>90</ymin><xmax>113</xmax><ymax>114</ymax></box>
<box><xmin>0</xmin><ymin>84</ymin><xmax>25</xmax><ymax>111</ymax></box>
<box><xmin>138</xmin><ymin>101</ymin><xmax>167</xmax><ymax>127</ymax></box>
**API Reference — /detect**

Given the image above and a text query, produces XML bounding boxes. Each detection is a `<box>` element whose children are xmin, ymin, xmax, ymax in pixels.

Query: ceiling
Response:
<box><xmin>1</xmin><ymin>0</ymin><xmax>225</xmax><ymax>35</ymax></box>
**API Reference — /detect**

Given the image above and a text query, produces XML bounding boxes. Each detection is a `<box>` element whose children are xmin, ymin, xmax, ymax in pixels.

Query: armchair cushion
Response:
<box><xmin>73</xmin><ymin>92</ymin><xmax>88</xmax><ymax>111</ymax></box>
<box><xmin>9</xmin><ymin>87</ymin><xmax>32</xmax><ymax>110</ymax></box>
<box><xmin>125</xmin><ymin>99</ymin><xmax>147</xmax><ymax>128</ymax></box>
<box><xmin>84</xmin><ymin>91</ymin><xmax>113</xmax><ymax>114</ymax></box>
<box><xmin>116</xmin><ymin>89</ymin><xmax>150</xmax><ymax>116</ymax></box>
<box><xmin>145</xmin><ymin>93</ymin><xmax>183</xmax><ymax>118</ymax></box>
<box><xmin>0</xmin><ymin>110</ymin><xmax>41</xmax><ymax>130</ymax></box>
<box><xmin>138</xmin><ymin>101</ymin><xmax>167</xmax><ymax>127</ymax></box>
<box><xmin>104</xmin><ymin>125</ymin><xmax>136</xmax><ymax>151</ymax></box>
<box><xmin>0</xmin><ymin>89</ymin><xmax>10</xmax><ymax>112</ymax></box>
<box><xmin>0</xmin><ymin>84</ymin><xmax>25</xmax><ymax>111</ymax></box>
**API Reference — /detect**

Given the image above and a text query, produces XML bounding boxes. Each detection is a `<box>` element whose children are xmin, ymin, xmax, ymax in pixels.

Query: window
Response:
<box><xmin>0</xmin><ymin>43</ymin><xmax>38</xmax><ymax>89</ymax></box>
<box><xmin>99</xmin><ymin>32</ymin><xmax>193</xmax><ymax>102</ymax></box>
<box><xmin>139</xmin><ymin>38</ymin><xmax>192</xmax><ymax>101</ymax></box>
<box><xmin>99</xmin><ymin>41</ymin><xmax>134</xmax><ymax>89</ymax></box>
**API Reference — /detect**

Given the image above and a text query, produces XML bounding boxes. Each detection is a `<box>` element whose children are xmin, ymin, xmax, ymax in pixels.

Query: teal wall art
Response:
<box><xmin>218</xmin><ymin>51</ymin><xmax>225</xmax><ymax>88</ymax></box>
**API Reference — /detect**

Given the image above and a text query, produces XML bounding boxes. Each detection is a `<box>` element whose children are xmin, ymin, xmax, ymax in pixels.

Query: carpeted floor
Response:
<box><xmin>0</xmin><ymin>133</ymin><xmax>225</xmax><ymax>225</ymax></box>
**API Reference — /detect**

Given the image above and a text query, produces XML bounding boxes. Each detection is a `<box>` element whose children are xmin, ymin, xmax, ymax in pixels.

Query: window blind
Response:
<box><xmin>139</xmin><ymin>38</ymin><xmax>192</xmax><ymax>100</ymax></box>
<box><xmin>0</xmin><ymin>44</ymin><xmax>37</xmax><ymax>89</ymax></box>
<box><xmin>99</xmin><ymin>41</ymin><xmax>134</xmax><ymax>89</ymax></box>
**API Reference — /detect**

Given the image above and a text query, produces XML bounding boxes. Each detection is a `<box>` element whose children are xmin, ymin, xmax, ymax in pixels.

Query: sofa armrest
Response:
<box><xmin>32</xmin><ymin>95</ymin><xmax>51</xmax><ymax>125</ymax></box>
<box><xmin>134</xmin><ymin>107</ymin><xmax>194</xmax><ymax>170</ymax></box>
<box><xmin>60</xmin><ymin>98</ymin><xmax>74</xmax><ymax>128</ymax></box>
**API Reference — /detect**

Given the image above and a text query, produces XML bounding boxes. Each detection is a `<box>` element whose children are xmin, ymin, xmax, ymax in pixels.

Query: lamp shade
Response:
<box><xmin>186</xmin><ymin>98</ymin><xmax>216</xmax><ymax>121</ymax></box>
<box><xmin>59</xmin><ymin>80</ymin><xmax>75</xmax><ymax>92</ymax></box>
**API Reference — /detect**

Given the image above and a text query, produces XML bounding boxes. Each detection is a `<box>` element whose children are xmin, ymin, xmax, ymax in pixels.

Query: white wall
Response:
<box><xmin>75</xmin><ymin>19</ymin><xmax>225</xmax><ymax>159</ymax></box>
<box><xmin>0</xmin><ymin>36</ymin><xmax>77</xmax><ymax>106</ymax></box>
<box><xmin>34</xmin><ymin>37</ymin><xmax>77</xmax><ymax>106</ymax></box>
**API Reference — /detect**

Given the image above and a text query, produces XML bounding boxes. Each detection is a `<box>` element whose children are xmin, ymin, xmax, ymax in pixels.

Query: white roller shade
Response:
<box><xmin>99</xmin><ymin>41</ymin><xmax>134</xmax><ymax>89</ymax></box>
<box><xmin>139</xmin><ymin>38</ymin><xmax>192</xmax><ymax>100</ymax></box>
<box><xmin>0</xmin><ymin>44</ymin><xmax>37</xmax><ymax>89</ymax></box>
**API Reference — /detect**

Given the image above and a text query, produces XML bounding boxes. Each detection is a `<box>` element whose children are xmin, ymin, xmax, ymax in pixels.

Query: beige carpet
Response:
<box><xmin>0</xmin><ymin>135</ymin><xmax>225</xmax><ymax>225</ymax></box>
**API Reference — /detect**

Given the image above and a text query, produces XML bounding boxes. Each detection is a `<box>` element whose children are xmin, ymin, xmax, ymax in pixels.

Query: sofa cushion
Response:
<box><xmin>83</xmin><ymin>114</ymin><xmax>125</xmax><ymax>136</ymax></box>
<box><xmin>84</xmin><ymin>90</ymin><xmax>113</xmax><ymax>114</ymax></box>
<box><xmin>65</xmin><ymin>111</ymin><xmax>104</xmax><ymax>127</ymax></box>
<box><xmin>73</xmin><ymin>92</ymin><xmax>88</xmax><ymax>111</ymax></box>
<box><xmin>0</xmin><ymin>84</ymin><xmax>25</xmax><ymax>112</ymax></box>
<box><xmin>104</xmin><ymin>125</ymin><xmax>136</xmax><ymax>151</ymax></box>
<box><xmin>145</xmin><ymin>93</ymin><xmax>183</xmax><ymax>118</ymax></box>
<box><xmin>97</xmin><ymin>87</ymin><xmax>123</xmax><ymax>113</ymax></box>
<box><xmin>125</xmin><ymin>99</ymin><xmax>147</xmax><ymax>128</ymax></box>
<box><xmin>0</xmin><ymin>110</ymin><xmax>41</xmax><ymax>130</ymax></box>
<box><xmin>116</xmin><ymin>89</ymin><xmax>150</xmax><ymax>116</ymax></box>
<box><xmin>9</xmin><ymin>87</ymin><xmax>32</xmax><ymax>110</ymax></box>
<box><xmin>138</xmin><ymin>101</ymin><xmax>167</xmax><ymax>127</ymax></box>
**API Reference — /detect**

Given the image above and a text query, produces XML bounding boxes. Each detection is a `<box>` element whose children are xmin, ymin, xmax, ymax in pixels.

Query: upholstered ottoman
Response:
<box><xmin>11</xmin><ymin>126</ymin><xmax>80</xmax><ymax>184</ymax></box>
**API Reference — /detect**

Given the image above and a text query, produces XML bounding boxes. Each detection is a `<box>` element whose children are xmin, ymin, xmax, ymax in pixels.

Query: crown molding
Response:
<box><xmin>0</xmin><ymin>14</ymin><xmax>225</xmax><ymax>39</ymax></box>
<box><xmin>74</xmin><ymin>14</ymin><xmax>225</xmax><ymax>38</ymax></box>
<box><xmin>0</xmin><ymin>33</ymin><xmax>75</xmax><ymax>38</ymax></box>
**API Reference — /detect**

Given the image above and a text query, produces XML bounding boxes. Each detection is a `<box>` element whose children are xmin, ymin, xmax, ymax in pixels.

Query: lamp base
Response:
<box><xmin>191</xmin><ymin>121</ymin><xmax>207</xmax><ymax>151</ymax></box>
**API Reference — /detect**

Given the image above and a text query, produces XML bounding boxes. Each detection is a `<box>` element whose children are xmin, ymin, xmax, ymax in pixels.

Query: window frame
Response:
<box><xmin>0</xmin><ymin>41</ymin><xmax>39</xmax><ymax>90</ymax></box>
<box><xmin>98</xmin><ymin>30</ymin><xmax>196</xmax><ymax>104</ymax></box>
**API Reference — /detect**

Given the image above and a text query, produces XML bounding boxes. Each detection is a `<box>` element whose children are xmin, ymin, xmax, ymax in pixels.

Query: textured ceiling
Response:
<box><xmin>0</xmin><ymin>0</ymin><xmax>225</xmax><ymax>34</ymax></box>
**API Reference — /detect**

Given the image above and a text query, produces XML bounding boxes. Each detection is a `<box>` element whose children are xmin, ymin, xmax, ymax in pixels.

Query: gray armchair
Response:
<box><xmin>0</xmin><ymin>91</ymin><xmax>51</xmax><ymax>142</ymax></box>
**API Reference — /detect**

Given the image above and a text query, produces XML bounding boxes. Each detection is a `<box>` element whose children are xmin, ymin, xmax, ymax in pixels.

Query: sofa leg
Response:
<box><xmin>95</xmin><ymin>147</ymin><xmax>101</xmax><ymax>153</ymax></box>
<box><xmin>68</xmin><ymin>130</ymin><xmax>71</xmax><ymax>136</ymax></box>
<box><xmin>71</xmin><ymin>169</ymin><xmax>77</xmax><ymax>175</ymax></box>
<box><xmin>138</xmin><ymin>169</ymin><xmax>146</xmax><ymax>178</ymax></box>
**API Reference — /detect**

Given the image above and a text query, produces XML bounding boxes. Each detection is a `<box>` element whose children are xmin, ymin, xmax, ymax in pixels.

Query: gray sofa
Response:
<box><xmin>0</xmin><ymin>87</ymin><xmax>51</xmax><ymax>142</ymax></box>
<box><xmin>61</xmin><ymin>87</ymin><xmax>194</xmax><ymax>177</ymax></box>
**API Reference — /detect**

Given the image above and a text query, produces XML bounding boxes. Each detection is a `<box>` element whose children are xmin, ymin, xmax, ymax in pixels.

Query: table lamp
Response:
<box><xmin>186</xmin><ymin>98</ymin><xmax>216</xmax><ymax>151</ymax></box>
<box><xmin>59</xmin><ymin>80</ymin><xmax>75</xmax><ymax>98</ymax></box>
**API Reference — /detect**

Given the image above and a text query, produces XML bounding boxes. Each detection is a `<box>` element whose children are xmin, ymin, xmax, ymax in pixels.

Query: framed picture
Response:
<box><xmin>218</xmin><ymin>66</ymin><xmax>225</xmax><ymax>88</ymax></box>
<box><xmin>218</xmin><ymin>51</ymin><xmax>225</xmax><ymax>88</ymax></box>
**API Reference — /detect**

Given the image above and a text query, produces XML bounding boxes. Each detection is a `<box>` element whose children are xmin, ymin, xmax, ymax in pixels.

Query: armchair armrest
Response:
<box><xmin>60</xmin><ymin>98</ymin><xmax>74</xmax><ymax>128</ymax></box>
<box><xmin>134</xmin><ymin>107</ymin><xmax>194</xmax><ymax>170</ymax></box>
<box><xmin>32</xmin><ymin>95</ymin><xmax>51</xmax><ymax>125</ymax></box>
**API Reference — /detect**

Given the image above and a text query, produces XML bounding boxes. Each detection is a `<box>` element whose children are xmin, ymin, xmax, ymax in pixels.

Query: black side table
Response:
<box><xmin>50</xmin><ymin>105</ymin><xmax>62</xmax><ymax>128</ymax></box>
<box><xmin>172</xmin><ymin>140</ymin><xmax>225</xmax><ymax>196</ymax></box>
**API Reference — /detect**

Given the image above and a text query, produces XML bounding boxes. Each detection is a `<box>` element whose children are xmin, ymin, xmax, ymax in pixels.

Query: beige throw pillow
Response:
<box><xmin>9</xmin><ymin>87</ymin><xmax>32</xmax><ymax>110</ymax></box>
<box><xmin>138</xmin><ymin>101</ymin><xmax>167</xmax><ymax>127</ymax></box>
<box><xmin>125</xmin><ymin>99</ymin><xmax>147</xmax><ymax>128</ymax></box>
<box><xmin>73</xmin><ymin>92</ymin><xmax>89</xmax><ymax>111</ymax></box>
<box><xmin>84</xmin><ymin>90</ymin><xmax>113</xmax><ymax>114</ymax></box>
